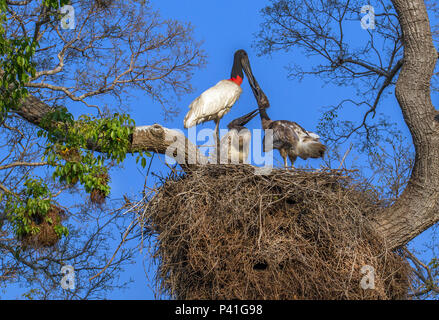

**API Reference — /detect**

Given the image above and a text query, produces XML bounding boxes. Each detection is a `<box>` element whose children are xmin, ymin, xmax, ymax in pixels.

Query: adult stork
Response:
<box><xmin>218</xmin><ymin>108</ymin><xmax>259</xmax><ymax>164</ymax></box>
<box><xmin>237</xmin><ymin>61</ymin><xmax>326</xmax><ymax>169</ymax></box>
<box><xmin>183</xmin><ymin>50</ymin><xmax>258</xmax><ymax>159</ymax></box>
<box><xmin>258</xmin><ymin>105</ymin><xmax>326</xmax><ymax>168</ymax></box>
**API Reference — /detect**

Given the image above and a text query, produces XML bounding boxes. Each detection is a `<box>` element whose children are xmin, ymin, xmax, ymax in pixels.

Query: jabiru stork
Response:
<box><xmin>218</xmin><ymin>108</ymin><xmax>259</xmax><ymax>164</ymax></box>
<box><xmin>239</xmin><ymin>62</ymin><xmax>326</xmax><ymax>169</ymax></box>
<box><xmin>257</xmin><ymin>106</ymin><xmax>326</xmax><ymax>168</ymax></box>
<box><xmin>183</xmin><ymin>50</ymin><xmax>258</xmax><ymax>160</ymax></box>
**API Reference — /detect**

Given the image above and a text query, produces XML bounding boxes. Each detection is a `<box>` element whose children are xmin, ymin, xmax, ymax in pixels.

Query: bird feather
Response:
<box><xmin>184</xmin><ymin>80</ymin><xmax>242</xmax><ymax>128</ymax></box>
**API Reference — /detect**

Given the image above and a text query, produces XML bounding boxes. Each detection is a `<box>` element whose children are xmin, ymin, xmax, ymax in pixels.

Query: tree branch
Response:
<box><xmin>11</xmin><ymin>93</ymin><xmax>206</xmax><ymax>171</ymax></box>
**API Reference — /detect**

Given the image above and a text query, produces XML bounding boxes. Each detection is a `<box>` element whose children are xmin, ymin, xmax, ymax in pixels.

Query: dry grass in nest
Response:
<box><xmin>142</xmin><ymin>164</ymin><xmax>412</xmax><ymax>300</ymax></box>
<box><xmin>90</xmin><ymin>172</ymin><xmax>109</xmax><ymax>205</ymax></box>
<box><xmin>21</xmin><ymin>205</ymin><xmax>66</xmax><ymax>249</ymax></box>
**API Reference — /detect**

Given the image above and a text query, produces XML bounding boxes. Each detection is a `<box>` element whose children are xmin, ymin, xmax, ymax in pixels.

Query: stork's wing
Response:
<box><xmin>274</xmin><ymin>120</ymin><xmax>322</xmax><ymax>142</ymax></box>
<box><xmin>288</xmin><ymin>122</ymin><xmax>325</xmax><ymax>160</ymax></box>
<box><xmin>184</xmin><ymin>80</ymin><xmax>242</xmax><ymax>128</ymax></box>
<box><xmin>263</xmin><ymin>121</ymin><xmax>300</xmax><ymax>152</ymax></box>
<box><xmin>306</xmin><ymin>131</ymin><xmax>320</xmax><ymax>140</ymax></box>
<box><xmin>262</xmin><ymin>119</ymin><xmax>325</xmax><ymax>159</ymax></box>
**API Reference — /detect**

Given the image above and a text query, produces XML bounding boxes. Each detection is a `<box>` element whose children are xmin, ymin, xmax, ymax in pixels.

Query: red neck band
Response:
<box><xmin>229</xmin><ymin>75</ymin><xmax>243</xmax><ymax>86</ymax></box>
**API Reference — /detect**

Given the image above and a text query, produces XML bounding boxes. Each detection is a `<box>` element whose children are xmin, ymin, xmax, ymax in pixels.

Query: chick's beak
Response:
<box><xmin>227</xmin><ymin>109</ymin><xmax>260</xmax><ymax>129</ymax></box>
<box><xmin>239</xmin><ymin>108</ymin><xmax>260</xmax><ymax>126</ymax></box>
<box><xmin>245</xmin><ymin>108</ymin><xmax>260</xmax><ymax>121</ymax></box>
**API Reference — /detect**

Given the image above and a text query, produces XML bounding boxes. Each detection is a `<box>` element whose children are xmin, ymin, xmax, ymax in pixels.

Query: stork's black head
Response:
<box><xmin>227</xmin><ymin>108</ymin><xmax>259</xmax><ymax>130</ymax></box>
<box><xmin>232</xmin><ymin>50</ymin><xmax>254</xmax><ymax>89</ymax></box>
<box><xmin>230</xmin><ymin>49</ymin><xmax>248</xmax><ymax>81</ymax></box>
<box><xmin>231</xmin><ymin>50</ymin><xmax>268</xmax><ymax>108</ymax></box>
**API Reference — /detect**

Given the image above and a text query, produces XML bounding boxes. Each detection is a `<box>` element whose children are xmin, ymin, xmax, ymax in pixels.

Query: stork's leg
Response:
<box><xmin>283</xmin><ymin>156</ymin><xmax>288</xmax><ymax>169</ymax></box>
<box><xmin>288</xmin><ymin>155</ymin><xmax>297</xmax><ymax>170</ymax></box>
<box><xmin>280</xmin><ymin>149</ymin><xmax>288</xmax><ymax>169</ymax></box>
<box><xmin>214</xmin><ymin>118</ymin><xmax>221</xmax><ymax>164</ymax></box>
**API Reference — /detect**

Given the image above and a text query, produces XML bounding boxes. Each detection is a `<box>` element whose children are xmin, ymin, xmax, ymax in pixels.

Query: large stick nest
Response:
<box><xmin>142</xmin><ymin>165</ymin><xmax>411</xmax><ymax>300</ymax></box>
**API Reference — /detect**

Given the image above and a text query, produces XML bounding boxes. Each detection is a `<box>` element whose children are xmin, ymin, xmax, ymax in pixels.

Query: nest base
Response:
<box><xmin>145</xmin><ymin>165</ymin><xmax>411</xmax><ymax>300</ymax></box>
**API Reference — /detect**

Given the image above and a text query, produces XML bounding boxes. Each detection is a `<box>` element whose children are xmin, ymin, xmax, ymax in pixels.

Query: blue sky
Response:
<box><xmin>3</xmin><ymin>0</ymin><xmax>439</xmax><ymax>299</ymax></box>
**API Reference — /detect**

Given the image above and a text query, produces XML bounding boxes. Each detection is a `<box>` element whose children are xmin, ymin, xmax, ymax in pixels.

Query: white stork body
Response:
<box><xmin>184</xmin><ymin>80</ymin><xmax>242</xmax><ymax>128</ymax></box>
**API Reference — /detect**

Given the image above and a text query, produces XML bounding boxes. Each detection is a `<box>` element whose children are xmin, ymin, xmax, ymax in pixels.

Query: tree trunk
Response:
<box><xmin>372</xmin><ymin>0</ymin><xmax>439</xmax><ymax>249</ymax></box>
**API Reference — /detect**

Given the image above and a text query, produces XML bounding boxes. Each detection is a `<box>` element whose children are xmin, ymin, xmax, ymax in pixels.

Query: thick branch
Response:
<box><xmin>11</xmin><ymin>94</ymin><xmax>205</xmax><ymax>171</ymax></box>
<box><xmin>372</xmin><ymin>0</ymin><xmax>439</xmax><ymax>249</ymax></box>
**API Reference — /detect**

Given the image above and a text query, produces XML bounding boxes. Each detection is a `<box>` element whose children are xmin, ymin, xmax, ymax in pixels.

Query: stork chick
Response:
<box><xmin>258</xmin><ymin>106</ymin><xmax>326</xmax><ymax>168</ymax></box>
<box><xmin>218</xmin><ymin>108</ymin><xmax>259</xmax><ymax>164</ymax></box>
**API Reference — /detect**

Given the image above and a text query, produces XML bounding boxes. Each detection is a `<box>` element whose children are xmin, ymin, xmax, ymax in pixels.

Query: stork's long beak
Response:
<box><xmin>240</xmin><ymin>108</ymin><xmax>260</xmax><ymax>125</ymax></box>
<box><xmin>227</xmin><ymin>108</ymin><xmax>259</xmax><ymax>129</ymax></box>
<box><xmin>241</xmin><ymin>55</ymin><xmax>270</xmax><ymax>109</ymax></box>
<box><xmin>241</xmin><ymin>55</ymin><xmax>258</xmax><ymax>97</ymax></box>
